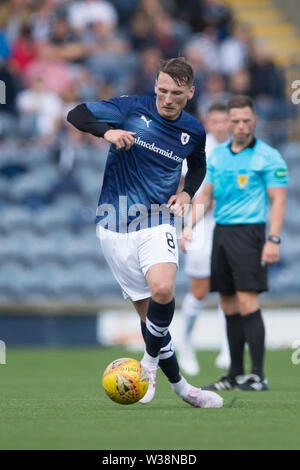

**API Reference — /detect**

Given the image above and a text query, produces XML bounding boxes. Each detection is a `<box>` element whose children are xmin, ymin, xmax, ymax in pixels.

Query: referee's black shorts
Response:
<box><xmin>210</xmin><ymin>223</ymin><xmax>268</xmax><ymax>295</ymax></box>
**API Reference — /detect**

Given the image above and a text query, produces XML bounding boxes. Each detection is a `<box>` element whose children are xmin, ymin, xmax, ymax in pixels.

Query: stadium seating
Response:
<box><xmin>0</xmin><ymin>136</ymin><xmax>299</xmax><ymax>303</ymax></box>
<box><xmin>0</xmin><ymin>141</ymin><xmax>117</xmax><ymax>302</ymax></box>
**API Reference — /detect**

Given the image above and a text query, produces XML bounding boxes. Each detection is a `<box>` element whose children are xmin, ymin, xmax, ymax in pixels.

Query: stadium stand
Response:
<box><xmin>0</xmin><ymin>0</ymin><xmax>299</xmax><ymax>308</ymax></box>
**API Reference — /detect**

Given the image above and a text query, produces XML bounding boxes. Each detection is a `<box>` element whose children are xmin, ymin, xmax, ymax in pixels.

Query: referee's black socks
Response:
<box><xmin>225</xmin><ymin>313</ymin><xmax>245</xmax><ymax>378</ymax></box>
<box><xmin>242</xmin><ymin>309</ymin><xmax>265</xmax><ymax>379</ymax></box>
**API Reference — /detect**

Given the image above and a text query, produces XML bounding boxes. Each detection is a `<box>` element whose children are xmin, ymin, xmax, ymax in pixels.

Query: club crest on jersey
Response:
<box><xmin>237</xmin><ymin>174</ymin><xmax>249</xmax><ymax>188</ymax></box>
<box><xmin>181</xmin><ymin>132</ymin><xmax>190</xmax><ymax>145</ymax></box>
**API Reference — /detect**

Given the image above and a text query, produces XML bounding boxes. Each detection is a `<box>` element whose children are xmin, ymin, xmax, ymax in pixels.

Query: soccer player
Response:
<box><xmin>180</xmin><ymin>95</ymin><xmax>288</xmax><ymax>391</ymax></box>
<box><xmin>178</xmin><ymin>102</ymin><xmax>231</xmax><ymax>376</ymax></box>
<box><xmin>67</xmin><ymin>57</ymin><xmax>223</xmax><ymax>408</ymax></box>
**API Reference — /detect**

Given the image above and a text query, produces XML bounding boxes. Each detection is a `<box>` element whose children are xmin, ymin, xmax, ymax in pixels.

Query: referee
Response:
<box><xmin>180</xmin><ymin>95</ymin><xmax>288</xmax><ymax>391</ymax></box>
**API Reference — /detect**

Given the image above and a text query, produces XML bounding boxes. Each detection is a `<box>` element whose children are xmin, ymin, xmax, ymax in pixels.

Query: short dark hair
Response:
<box><xmin>156</xmin><ymin>57</ymin><xmax>194</xmax><ymax>87</ymax></box>
<box><xmin>227</xmin><ymin>95</ymin><xmax>255</xmax><ymax>112</ymax></box>
<box><xmin>208</xmin><ymin>102</ymin><xmax>228</xmax><ymax>113</ymax></box>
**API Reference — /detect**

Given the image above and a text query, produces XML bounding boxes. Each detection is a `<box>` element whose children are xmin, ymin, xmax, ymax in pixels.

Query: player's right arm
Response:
<box><xmin>102</xmin><ymin>129</ymin><xmax>136</xmax><ymax>150</ymax></box>
<box><xmin>66</xmin><ymin>97</ymin><xmax>137</xmax><ymax>150</ymax></box>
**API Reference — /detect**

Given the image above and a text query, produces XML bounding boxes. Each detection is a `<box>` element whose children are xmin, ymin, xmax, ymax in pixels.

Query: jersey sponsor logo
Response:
<box><xmin>134</xmin><ymin>136</ymin><xmax>183</xmax><ymax>162</ymax></box>
<box><xmin>140</xmin><ymin>115</ymin><xmax>152</xmax><ymax>128</ymax></box>
<box><xmin>275</xmin><ymin>168</ymin><xmax>288</xmax><ymax>179</ymax></box>
<box><xmin>237</xmin><ymin>174</ymin><xmax>249</xmax><ymax>188</ymax></box>
<box><xmin>181</xmin><ymin>132</ymin><xmax>190</xmax><ymax>145</ymax></box>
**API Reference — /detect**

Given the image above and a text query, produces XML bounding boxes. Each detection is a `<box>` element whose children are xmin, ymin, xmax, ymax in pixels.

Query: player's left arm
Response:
<box><xmin>261</xmin><ymin>187</ymin><xmax>286</xmax><ymax>265</ymax></box>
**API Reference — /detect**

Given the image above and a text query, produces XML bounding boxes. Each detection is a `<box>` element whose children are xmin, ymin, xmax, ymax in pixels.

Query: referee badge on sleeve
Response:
<box><xmin>237</xmin><ymin>174</ymin><xmax>249</xmax><ymax>188</ymax></box>
<box><xmin>274</xmin><ymin>168</ymin><xmax>288</xmax><ymax>179</ymax></box>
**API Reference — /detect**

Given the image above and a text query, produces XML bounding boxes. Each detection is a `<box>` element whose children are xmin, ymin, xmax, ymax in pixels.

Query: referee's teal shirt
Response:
<box><xmin>205</xmin><ymin>138</ymin><xmax>288</xmax><ymax>225</ymax></box>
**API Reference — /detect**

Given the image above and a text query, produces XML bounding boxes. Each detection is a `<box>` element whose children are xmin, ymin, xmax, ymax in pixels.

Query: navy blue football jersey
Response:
<box><xmin>86</xmin><ymin>95</ymin><xmax>206</xmax><ymax>232</ymax></box>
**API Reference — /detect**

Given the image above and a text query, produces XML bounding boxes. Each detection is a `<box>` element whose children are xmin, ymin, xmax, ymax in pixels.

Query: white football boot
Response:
<box><xmin>139</xmin><ymin>365</ymin><xmax>157</xmax><ymax>404</ymax></box>
<box><xmin>172</xmin><ymin>377</ymin><xmax>223</xmax><ymax>408</ymax></box>
<box><xmin>182</xmin><ymin>386</ymin><xmax>223</xmax><ymax>408</ymax></box>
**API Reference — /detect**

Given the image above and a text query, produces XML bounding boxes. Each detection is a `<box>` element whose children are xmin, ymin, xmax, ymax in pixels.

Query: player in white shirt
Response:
<box><xmin>179</xmin><ymin>102</ymin><xmax>231</xmax><ymax>375</ymax></box>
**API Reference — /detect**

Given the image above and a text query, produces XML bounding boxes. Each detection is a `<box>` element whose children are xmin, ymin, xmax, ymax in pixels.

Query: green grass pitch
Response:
<box><xmin>0</xmin><ymin>347</ymin><xmax>299</xmax><ymax>450</ymax></box>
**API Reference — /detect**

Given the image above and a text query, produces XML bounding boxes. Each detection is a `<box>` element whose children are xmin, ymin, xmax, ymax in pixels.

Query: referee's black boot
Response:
<box><xmin>202</xmin><ymin>374</ymin><xmax>239</xmax><ymax>391</ymax></box>
<box><xmin>235</xmin><ymin>373</ymin><xmax>269</xmax><ymax>391</ymax></box>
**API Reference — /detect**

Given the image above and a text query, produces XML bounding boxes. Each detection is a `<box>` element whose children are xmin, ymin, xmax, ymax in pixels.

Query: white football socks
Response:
<box><xmin>141</xmin><ymin>350</ymin><xmax>159</xmax><ymax>370</ymax></box>
<box><xmin>181</xmin><ymin>292</ymin><xmax>206</xmax><ymax>341</ymax></box>
<box><xmin>171</xmin><ymin>377</ymin><xmax>190</xmax><ymax>398</ymax></box>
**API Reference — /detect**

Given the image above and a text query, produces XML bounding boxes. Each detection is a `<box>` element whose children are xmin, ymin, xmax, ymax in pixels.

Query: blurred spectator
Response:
<box><xmin>184</xmin><ymin>26</ymin><xmax>221</xmax><ymax>73</ymax></box>
<box><xmin>68</xmin><ymin>0</ymin><xmax>118</xmax><ymax>35</ymax></box>
<box><xmin>197</xmin><ymin>72</ymin><xmax>230</xmax><ymax>119</ymax></box>
<box><xmin>0</xmin><ymin>29</ymin><xmax>10</xmax><ymax>61</ymax></box>
<box><xmin>248</xmin><ymin>41</ymin><xmax>288</xmax><ymax>145</ymax></box>
<box><xmin>23</xmin><ymin>42</ymin><xmax>74</xmax><ymax>95</ymax></box>
<box><xmin>130</xmin><ymin>47</ymin><xmax>162</xmax><ymax>95</ymax></box>
<box><xmin>183</xmin><ymin>42</ymin><xmax>207</xmax><ymax>114</ymax></box>
<box><xmin>248</xmin><ymin>41</ymin><xmax>286</xmax><ymax>103</ymax></box>
<box><xmin>228</xmin><ymin>68</ymin><xmax>251</xmax><ymax>96</ymax></box>
<box><xmin>112</xmin><ymin>0</ymin><xmax>140</xmax><ymax>27</ymax></box>
<box><xmin>174</xmin><ymin>0</ymin><xmax>206</xmax><ymax>33</ymax></box>
<box><xmin>85</xmin><ymin>19</ymin><xmax>134</xmax><ymax>95</ymax></box>
<box><xmin>152</xmin><ymin>11</ymin><xmax>191</xmax><ymax>58</ymax></box>
<box><xmin>138</xmin><ymin>0</ymin><xmax>164</xmax><ymax>19</ymax></box>
<box><xmin>48</xmin><ymin>15</ymin><xmax>92</xmax><ymax>64</ymax></box>
<box><xmin>128</xmin><ymin>0</ymin><xmax>166</xmax><ymax>51</ymax></box>
<box><xmin>201</xmin><ymin>0</ymin><xmax>233</xmax><ymax>40</ymax></box>
<box><xmin>50</xmin><ymin>15</ymin><xmax>79</xmax><ymax>46</ymax></box>
<box><xmin>10</xmin><ymin>23</ymin><xmax>38</xmax><ymax>79</ymax></box>
<box><xmin>16</xmin><ymin>75</ymin><xmax>63</xmax><ymax>141</ymax></box>
<box><xmin>0</xmin><ymin>0</ymin><xmax>32</xmax><ymax>45</ymax></box>
<box><xmin>0</xmin><ymin>0</ymin><xmax>292</xmax><ymax>146</ymax></box>
<box><xmin>219</xmin><ymin>23</ymin><xmax>251</xmax><ymax>76</ymax></box>
<box><xmin>129</xmin><ymin>10</ymin><xmax>155</xmax><ymax>51</ymax></box>
<box><xmin>73</xmin><ymin>66</ymin><xmax>99</xmax><ymax>102</ymax></box>
<box><xmin>60</xmin><ymin>81</ymin><xmax>81</xmax><ymax>129</ymax></box>
<box><xmin>30</xmin><ymin>0</ymin><xmax>58</xmax><ymax>42</ymax></box>
<box><xmin>56</xmin><ymin>81</ymin><xmax>86</xmax><ymax>174</ymax></box>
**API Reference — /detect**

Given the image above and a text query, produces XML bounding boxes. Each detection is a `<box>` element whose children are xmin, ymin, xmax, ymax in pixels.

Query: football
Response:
<box><xmin>102</xmin><ymin>357</ymin><xmax>149</xmax><ymax>405</ymax></box>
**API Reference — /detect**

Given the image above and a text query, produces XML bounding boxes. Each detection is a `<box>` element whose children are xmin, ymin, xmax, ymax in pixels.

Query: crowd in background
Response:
<box><xmin>0</xmin><ymin>0</ymin><xmax>295</xmax><ymax>155</ymax></box>
<box><xmin>0</xmin><ymin>1</ymin><xmax>299</xmax><ymax>301</ymax></box>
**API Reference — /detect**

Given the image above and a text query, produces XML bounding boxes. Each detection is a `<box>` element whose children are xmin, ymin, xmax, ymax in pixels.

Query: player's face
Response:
<box><xmin>229</xmin><ymin>106</ymin><xmax>258</xmax><ymax>145</ymax></box>
<box><xmin>205</xmin><ymin>111</ymin><xmax>230</xmax><ymax>143</ymax></box>
<box><xmin>155</xmin><ymin>72</ymin><xmax>195</xmax><ymax>120</ymax></box>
